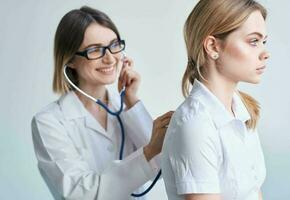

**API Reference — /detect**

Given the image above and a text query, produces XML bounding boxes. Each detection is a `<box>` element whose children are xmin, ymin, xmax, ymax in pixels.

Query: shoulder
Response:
<box><xmin>32</xmin><ymin>97</ymin><xmax>64</xmax><ymax>125</ymax></box>
<box><xmin>172</xmin><ymin>96</ymin><xmax>215</xmax><ymax>133</ymax></box>
<box><xmin>31</xmin><ymin>97</ymin><xmax>70</xmax><ymax>142</ymax></box>
<box><xmin>166</xmin><ymin>97</ymin><xmax>219</xmax><ymax>151</ymax></box>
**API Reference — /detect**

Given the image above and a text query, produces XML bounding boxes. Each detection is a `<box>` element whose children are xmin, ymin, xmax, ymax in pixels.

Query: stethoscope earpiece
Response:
<box><xmin>121</xmin><ymin>51</ymin><xmax>126</xmax><ymax>61</ymax></box>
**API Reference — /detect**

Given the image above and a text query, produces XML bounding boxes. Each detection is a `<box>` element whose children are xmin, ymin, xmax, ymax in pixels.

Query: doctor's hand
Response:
<box><xmin>118</xmin><ymin>57</ymin><xmax>141</xmax><ymax>110</ymax></box>
<box><xmin>144</xmin><ymin>111</ymin><xmax>174</xmax><ymax>161</ymax></box>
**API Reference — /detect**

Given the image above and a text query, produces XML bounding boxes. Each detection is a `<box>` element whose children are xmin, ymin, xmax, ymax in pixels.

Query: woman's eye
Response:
<box><xmin>95</xmin><ymin>48</ymin><xmax>102</xmax><ymax>52</ymax></box>
<box><xmin>110</xmin><ymin>42</ymin><xmax>120</xmax><ymax>48</ymax></box>
<box><xmin>249</xmin><ymin>38</ymin><xmax>267</xmax><ymax>46</ymax></box>
<box><xmin>250</xmin><ymin>39</ymin><xmax>259</xmax><ymax>46</ymax></box>
<box><xmin>89</xmin><ymin>48</ymin><xmax>102</xmax><ymax>53</ymax></box>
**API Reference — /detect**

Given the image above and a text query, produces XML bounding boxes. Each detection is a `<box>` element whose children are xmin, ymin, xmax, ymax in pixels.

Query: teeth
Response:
<box><xmin>97</xmin><ymin>67</ymin><xmax>114</xmax><ymax>73</ymax></box>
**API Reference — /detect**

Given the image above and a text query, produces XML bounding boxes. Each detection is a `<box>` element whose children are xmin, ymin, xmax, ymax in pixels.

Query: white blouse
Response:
<box><xmin>31</xmin><ymin>90</ymin><xmax>160</xmax><ymax>200</ymax></box>
<box><xmin>162</xmin><ymin>79</ymin><xmax>266</xmax><ymax>200</ymax></box>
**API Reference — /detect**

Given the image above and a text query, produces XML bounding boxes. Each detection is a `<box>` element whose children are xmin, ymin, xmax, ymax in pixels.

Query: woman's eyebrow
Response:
<box><xmin>83</xmin><ymin>38</ymin><xmax>119</xmax><ymax>49</ymax></box>
<box><xmin>247</xmin><ymin>32</ymin><xmax>268</xmax><ymax>39</ymax></box>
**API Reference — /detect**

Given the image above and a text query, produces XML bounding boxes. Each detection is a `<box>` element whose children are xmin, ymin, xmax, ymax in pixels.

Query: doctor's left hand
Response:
<box><xmin>118</xmin><ymin>57</ymin><xmax>141</xmax><ymax>109</ymax></box>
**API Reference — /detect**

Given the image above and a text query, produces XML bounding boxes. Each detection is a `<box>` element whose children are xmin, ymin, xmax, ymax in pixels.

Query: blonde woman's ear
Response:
<box><xmin>212</xmin><ymin>53</ymin><xmax>219</xmax><ymax>60</ymax></box>
<box><xmin>203</xmin><ymin>35</ymin><xmax>220</xmax><ymax>60</ymax></box>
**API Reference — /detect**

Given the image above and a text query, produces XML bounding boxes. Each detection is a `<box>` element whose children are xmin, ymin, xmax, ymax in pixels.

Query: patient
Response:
<box><xmin>162</xmin><ymin>0</ymin><xmax>270</xmax><ymax>199</ymax></box>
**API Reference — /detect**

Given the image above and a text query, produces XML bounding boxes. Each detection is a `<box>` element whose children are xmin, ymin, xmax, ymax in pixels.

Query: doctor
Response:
<box><xmin>31</xmin><ymin>6</ymin><xmax>173</xmax><ymax>200</ymax></box>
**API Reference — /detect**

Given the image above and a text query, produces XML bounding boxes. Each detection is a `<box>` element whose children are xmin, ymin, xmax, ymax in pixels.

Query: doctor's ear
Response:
<box><xmin>203</xmin><ymin>35</ymin><xmax>221</xmax><ymax>60</ymax></box>
<box><xmin>66</xmin><ymin>60</ymin><xmax>76</xmax><ymax>69</ymax></box>
<box><xmin>66</xmin><ymin>63</ymin><xmax>75</xmax><ymax>69</ymax></box>
<box><xmin>65</xmin><ymin>56</ymin><xmax>78</xmax><ymax>69</ymax></box>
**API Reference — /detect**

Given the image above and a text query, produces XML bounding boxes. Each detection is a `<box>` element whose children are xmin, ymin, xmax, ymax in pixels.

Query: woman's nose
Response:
<box><xmin>260</xmin><ymin>51</ymin><xmax>270</xmax><ymax>60</ymax></box>
<box><xmin>102</xmin><ymin>49</ymin><xmax>115</xmax><ymax>63</ymax></box>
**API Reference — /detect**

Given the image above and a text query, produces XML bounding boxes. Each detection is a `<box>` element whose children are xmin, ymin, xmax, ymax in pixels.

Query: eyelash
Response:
<box><xmin>250</xmin><ymin>38</ymin><xmax>267</xmax><ymax>46</ymax></box>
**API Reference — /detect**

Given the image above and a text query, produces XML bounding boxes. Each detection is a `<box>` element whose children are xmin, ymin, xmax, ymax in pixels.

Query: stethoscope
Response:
<box><xmin>63</xmin><ymin>52</ymin><xmax>161</xmax><ymax>197</ymax></box>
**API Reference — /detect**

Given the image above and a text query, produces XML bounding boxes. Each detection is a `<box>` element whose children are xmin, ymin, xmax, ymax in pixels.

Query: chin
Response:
<box><xmin>239</xmin><ymin>76</ymin><xmax>261</xmax><ymax>84</ymax></box>
<box><xmin>106</xmin><ymin>78</ymin><xmax>117</xmax><ymax>85</ymax></box>
<box><xmin>99</xmin><ymin>77</ymin><xmax>117</xmax><ymax>85</ymax></box>
<box><xmin>244</xmin><ymin>77</ymin><xmax>261</xmax><ymax>84</ymax></box>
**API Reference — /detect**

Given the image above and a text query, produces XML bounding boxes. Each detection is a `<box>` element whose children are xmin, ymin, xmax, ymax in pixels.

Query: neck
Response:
<box><xmin>75</xmin><ymin>82</ymin><xmax>107</xmax><ymax>110</ymax></box>
<box><xmin>201</xmin><ymin>69</ymin><xmax>237</xmax><ymax>115</ymax></box>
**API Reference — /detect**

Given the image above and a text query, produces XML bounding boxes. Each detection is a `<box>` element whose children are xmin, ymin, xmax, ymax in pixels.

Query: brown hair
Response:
<box><xmin>182</xmin><ymin>0</ymin><xmax>267</xmax><ymax>129</ymax></box>
<box><xmin>53</xmin><ymin>6</ymin><xmax>121</xmax><ymax>94</ymax></box>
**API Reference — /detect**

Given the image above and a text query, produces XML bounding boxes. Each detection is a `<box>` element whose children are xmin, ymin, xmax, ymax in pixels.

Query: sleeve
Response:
<box><xmin>120</xmin><ymin>100</ymin><xmax>153</xmax><ymax>150</ymax></box>
<box><xmin>168</xmin><ymin>113</ymin><xmax>222</xmax><ymax>195</ymax></box>
<box><xmin>120</xmin><ymin>100</ymin><xmax>161</xmax><ymax>175</ymax></box>
<box><xmin>31</xmin><ymin>112</ymin><xmax>157</xmax><ymax>200</ymax></box>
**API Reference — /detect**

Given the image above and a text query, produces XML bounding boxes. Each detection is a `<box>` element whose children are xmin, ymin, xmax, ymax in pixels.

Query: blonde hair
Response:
<box><xmin>53</xmin><ymin>6</ymin><xmax>121</xmax><ymax>95</ymax></box>
<box><xmin>182</xmin><ymin>0</ymin><xmax>267</xmax><ymax>129</ymax></box>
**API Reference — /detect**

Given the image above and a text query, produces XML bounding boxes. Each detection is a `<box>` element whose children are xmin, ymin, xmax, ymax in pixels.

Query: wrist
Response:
<box><xmin>143</xmin><ymin>145</ymin><xmax>157</xmax><ymax>162</ymax></box>
<box><xmin>125</xmin><ymin>95</ymin><xmax>139</xmax><ymax>109</ymax></box>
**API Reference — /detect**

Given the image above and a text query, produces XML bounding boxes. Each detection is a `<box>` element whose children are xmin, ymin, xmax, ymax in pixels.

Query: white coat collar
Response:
<box><xmin>58</xmin><ymin>91</ymin><xmax>87</xmax><ymax>120</ymax></box>
<box><xmin>189</xmin><ymin>79</ymin><xmax>251</xmax><ymax>129</ymax></box>
<box><xmin>58</xmin><ymin>89</ymin><xmax>124</xmax><ymax>140</ymax></box>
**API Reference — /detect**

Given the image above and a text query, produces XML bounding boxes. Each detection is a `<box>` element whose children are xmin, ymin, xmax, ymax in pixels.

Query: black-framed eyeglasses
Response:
<box><xmin>75</xmin><ymin>40</ymin><xmax>126</xmax><ymax>60</ymax></box>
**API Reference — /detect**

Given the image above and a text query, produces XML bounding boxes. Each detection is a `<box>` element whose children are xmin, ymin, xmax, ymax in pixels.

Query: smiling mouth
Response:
<box><xmin>96</xmin><ymin>66</ymin><xmax>114</xmax><ymax>73</ymax></box>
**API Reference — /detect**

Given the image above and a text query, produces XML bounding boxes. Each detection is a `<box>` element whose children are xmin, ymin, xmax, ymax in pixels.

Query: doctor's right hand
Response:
<box><xmin>143</xmin><ymin>111</ymin><xmax>174</xmax><ymax>161</ymax></box>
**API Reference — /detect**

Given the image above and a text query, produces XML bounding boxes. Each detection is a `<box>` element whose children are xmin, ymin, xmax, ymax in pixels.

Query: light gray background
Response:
<box><xmin>0</xmin><ymin>0</ymin><xmax>289</xmax><ymax>199</ymax></box>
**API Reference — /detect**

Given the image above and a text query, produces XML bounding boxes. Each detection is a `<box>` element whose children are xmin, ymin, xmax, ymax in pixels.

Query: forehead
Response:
<box><xmin>81</xmin><ymin>22</ymin><xmax>117</xmax><ymax>48</ymax></box>
<box><xmin>231</xmin><ymin>10</ymin><xmax>267</xmax><ymax>37</ymax></box>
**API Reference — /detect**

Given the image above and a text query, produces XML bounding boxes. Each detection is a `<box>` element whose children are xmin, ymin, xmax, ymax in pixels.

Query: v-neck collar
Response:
<box><xmin>58</xmin><ymin>89</ymin><xmax>122</xmax><ymax>141</ymax></box>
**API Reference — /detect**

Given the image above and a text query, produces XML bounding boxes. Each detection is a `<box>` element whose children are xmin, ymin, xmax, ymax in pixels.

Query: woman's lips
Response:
<box><xmin>257</xmin><ymin>66</ymin><xmax>266</xmax><ymax>70</ymax></box>
<box><xmin>96</xmin><ymin>66</ymin><xmax>115</xmax><ymax>74</ymax></box>
<box><xmin>256</xmin><ymin>66</ymin><xmax>266</xmax><ymax>74</ymax></box>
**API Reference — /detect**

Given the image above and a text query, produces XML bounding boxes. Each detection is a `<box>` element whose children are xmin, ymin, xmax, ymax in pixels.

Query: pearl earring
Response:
<box><xmin>212</xmin><ymin>53</ymin><xmax>219</xmax><ymax>60</ymax></box>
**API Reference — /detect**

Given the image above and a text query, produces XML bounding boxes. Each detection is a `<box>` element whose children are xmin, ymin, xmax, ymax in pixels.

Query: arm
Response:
<box><xmin>31</xmin><ymin>113</ymin><xmax>157</xmax><ymax>200</ymax></box>
<box><xmin>120</xmin><ymin>100</ymin><xmax>153</xmax><ymax>148</ymax></box>
<box><xmin>118</xmin><ymin>56</ymin><xmax>153</xmax><ymax>148</ymax></box>
<box><xmin>165</xmin><ymin>112</ymin><xmax>222</xmax><ymax>198</ymax></box>
<box><xmin>121</xmin><ymin>100</ymin><xmax>174</xmax><ymax>164</ymax></box>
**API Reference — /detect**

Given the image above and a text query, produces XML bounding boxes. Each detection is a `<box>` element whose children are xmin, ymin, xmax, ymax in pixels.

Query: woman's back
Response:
<box><xmin>162</xmin><ymin>80</ymin><xmax>266</xmax><ymax>200</ymax></box>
